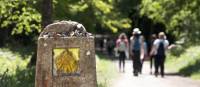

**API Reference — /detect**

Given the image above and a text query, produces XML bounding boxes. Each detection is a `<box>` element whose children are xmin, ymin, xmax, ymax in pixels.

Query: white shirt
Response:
<box><xmin>152</xmin><ymin>39</ymin><xmax>169</xmax><ymax>55</ymax></box>
<box><xmin>118</xmin><ymin>41</ymin><xmax>127</xmax><ymax>51</ymax></box>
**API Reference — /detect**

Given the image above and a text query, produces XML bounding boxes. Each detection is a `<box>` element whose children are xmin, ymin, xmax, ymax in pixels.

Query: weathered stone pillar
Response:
<box><xmin>35</xmin><ymin>21</ymin><xmax>96</xmax><ymax>87</ymax></box>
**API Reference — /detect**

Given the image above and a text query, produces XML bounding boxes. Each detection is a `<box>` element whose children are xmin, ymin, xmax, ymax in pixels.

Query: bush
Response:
<box><xmin>0</xmin><ymin>67</ymin><xmax>35</xmax><ymax>87</ymax></box>
<box><xmin>0</xmin><ymin>47</ymin><xmax>34</xmax><ymax>87</ymax></box>
<box><xmin>169</xmin><ymin>44</ymin><xmax>185</xmax><ymax>57</ymax></box>
<box><xmin>166</xmin><ymin>46</ymin><xmax>200</xmax><ymax>80</ymax></box>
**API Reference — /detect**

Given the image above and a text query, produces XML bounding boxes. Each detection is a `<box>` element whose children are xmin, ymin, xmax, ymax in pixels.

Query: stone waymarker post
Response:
<box><xmin>35</xmin><ymin>21</ymin><xmax>97</xmax><ymax>87</ymax></box>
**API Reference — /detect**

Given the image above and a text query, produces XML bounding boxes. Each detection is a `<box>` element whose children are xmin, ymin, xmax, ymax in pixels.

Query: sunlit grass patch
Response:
<box><xmin>96</xmin><ymin>54</ymin><xmax>118</xmax><ymax>87</ymax></box>
<box><xmin>191</xmin><ymin>72</ymin><xmax>200</xmax><ymax>80</ymax></box>
<box><xmin>166</xmin><ymin>46</ymin><xmax>200</xmax><ymax>80</ymax></box>
<box><xmin>0</xmin><ymin>47</ymin><xmax>34</xmax><ymax>87</ymax></box>
<box><xmin>0</xmin><ymin>48</ymin><xmax>31</xmax><ymax>74</ymax></box>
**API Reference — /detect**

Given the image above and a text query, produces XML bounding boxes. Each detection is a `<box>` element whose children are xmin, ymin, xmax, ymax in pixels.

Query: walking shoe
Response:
<box><xmin>155</xmin><ymin>72</ymin><xmax>158</xmax><ymax>77</ymax></box>
<box><xmin>134</xmin><ymin>73</ymin><xmax>138</xmax><ymax>76</ymax></box>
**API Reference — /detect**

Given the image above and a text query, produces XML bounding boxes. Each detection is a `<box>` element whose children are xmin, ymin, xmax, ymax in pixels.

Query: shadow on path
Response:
<box><xmin>165</xmin><ymin>72</ymin><xmax>181</xmax><ymax>76</ymax></box>
<box><xmin>179</xmin><ymin>60</ymin><xmax>200</xmax><ymax>77</ymax></box>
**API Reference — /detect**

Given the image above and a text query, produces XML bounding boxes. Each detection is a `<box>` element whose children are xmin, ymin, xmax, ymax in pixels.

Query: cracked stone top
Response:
<box><xmin>40</xmin><ymin>21</ymin><xmax>92</xmax><ymax>38</ymax></box>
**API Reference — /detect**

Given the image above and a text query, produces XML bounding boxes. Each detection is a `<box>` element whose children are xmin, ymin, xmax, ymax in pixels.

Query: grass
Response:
<box><xmin>96</xmin><ymin>53</ymin><xmax>118</xmax><ymax>87</ymax></box>
<box><xmin>0</xmin><ymin>47</ymin><xmax>34</xmax><ymax>87</ymax></box>
<box><xmin>0</xmin><ymin>48</ymin><xmax>31</xmax><ymax>74</ymax></box>
<box><xmin>166</xmin><ymin>46</ymin><xmax>200</xmax><ymax>80</ymax></box>
<box><xmin>0</xmin><ymin>46</ymin><xmax>118</xmax><ymax>87</ymax></box>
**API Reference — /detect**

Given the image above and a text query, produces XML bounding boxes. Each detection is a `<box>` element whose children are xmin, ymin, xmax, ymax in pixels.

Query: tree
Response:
<box><xmin>41</xmin><ymin>0</ymin><xmax>53</xmax><ymax>28</ymax></box>
<box><xmin>140</xmin><ymin>0</ymin><xmax>200</xmax><ymax>43</ymax></box>
<box><xmin>0</xmin><ymin>0</ymin><xmax>41</xmax><ymax>35</ymax></box>
<box><xmin>0</xmin><ymin>0</ymin><xmax>42</xmax><ymax>66</ymax></box>
<box><xmin>28</xmin><ymin>0</ymin><xmax>53</xmax><ymax>66</ymax></box>
<box><xmin>53</xmin><ymin>0</ymin><xmax>131</xmax><ymax>34</ymax></box>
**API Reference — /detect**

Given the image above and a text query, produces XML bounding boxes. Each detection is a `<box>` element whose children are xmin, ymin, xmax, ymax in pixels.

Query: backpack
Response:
<box><xmin>157</xmin><ymin>41</ymin><xmax>165</xmax><ymax>56</ymax></box>
<box><xmin>133</xmin><ymin>37</ymin><xmax>140</xmax><ymax>51</ymax></box>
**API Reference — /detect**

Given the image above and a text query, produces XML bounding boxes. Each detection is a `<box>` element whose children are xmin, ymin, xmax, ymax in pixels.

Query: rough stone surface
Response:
<box><xmin>40</xmin><ymin>21</ymin><xmax>92</xmax><ymax>38</ymax></box>
<box><xmin>35</xmin><ymin>21</ymin><xmax>97</xmax><ymax>87</ymax></box>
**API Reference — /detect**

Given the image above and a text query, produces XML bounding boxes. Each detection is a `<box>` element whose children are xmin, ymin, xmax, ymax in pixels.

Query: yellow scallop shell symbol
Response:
<box><xmin>54</xmin><ymin>48</ymin><xmax>79</xmax><ymax>73</ymax></box>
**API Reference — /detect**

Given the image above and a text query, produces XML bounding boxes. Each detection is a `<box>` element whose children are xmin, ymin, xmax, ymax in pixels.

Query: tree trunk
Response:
<box><xmin>29</xmin><ymin>0</ymin><xmax>53</xmax><ymax>67</ymax></box>
<box><xmin>41</xmin><ymin>0</ymin><xmax>53</xmax><ymax>28</ymax></box>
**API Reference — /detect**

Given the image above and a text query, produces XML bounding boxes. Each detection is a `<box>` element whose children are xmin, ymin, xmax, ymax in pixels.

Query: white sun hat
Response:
<box><xmin>133</xmin><ymin>28</ymin><xmax>141</xmax><ymax>34</ymax></box>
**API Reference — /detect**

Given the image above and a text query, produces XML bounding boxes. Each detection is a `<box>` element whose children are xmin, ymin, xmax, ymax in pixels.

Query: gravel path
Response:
<box><xmin>111</xmin><ymin>60</ymin><xmax>200</xmax><ymax>87</ymax></box>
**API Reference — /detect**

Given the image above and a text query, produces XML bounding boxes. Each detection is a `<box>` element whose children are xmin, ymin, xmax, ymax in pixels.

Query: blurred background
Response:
<box><xmin>0</xmin><ymin>0</ymin><xmax>200</xmax><ymax>87</ymax></box>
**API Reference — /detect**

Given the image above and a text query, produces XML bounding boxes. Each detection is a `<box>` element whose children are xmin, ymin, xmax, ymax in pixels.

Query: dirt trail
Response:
<box><xmin>111</xmin><ymin>60</ymin><xmax>200</xmax><ymax>87</ymax></box>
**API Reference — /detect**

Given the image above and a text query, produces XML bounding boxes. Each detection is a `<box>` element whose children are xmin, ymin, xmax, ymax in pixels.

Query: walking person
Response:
<box><xmin>140</xmin><ymin>36</ymin><xmax>148</xmax><ymax>74</ymax></box>
<box><xmin>149</xmin><ymin>34</ymin><xmax>157</xmax><ymax>74</ymax></box>
<box><xmin>150</xmin><ymin>32</ymin><xmax>169</xmax><ymax>77</ymax></box>
<box><xmin>107</xmin><ymin>38</ymin><xmax>114</xmax><ymax>57</ymax></box>
<box><xmin>130</xmin><ymin>28</ymin><xmax>143</xmax><ymax>76</ymax></box>
<box><xmin>116</xmin><ymin>33</ymin><xmax>129</xmax><ymax>72</ymax></box>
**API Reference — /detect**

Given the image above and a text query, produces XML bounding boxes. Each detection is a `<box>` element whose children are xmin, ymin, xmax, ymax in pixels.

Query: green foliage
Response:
<box><xmin>96</xmin><ymin>54</ymin><xmax>118</xmax><ymax>87</ymax></box>
<box><xmin>169</xmin><ymin>45</ymin><xmax>185</xmax><ymax>57</ymax></box>
<box><xmin>0</xmin><ymin>0</ymin><xmax>41</xmax><ymax>35</ymax></box>
<box><xmin>166</xmin><ymin>46</ymin><xmax>200</xmax><ymax>80</ymax></box>
<box><xmin>140</xmin><ymin>0</ymin><xmax>200</xmax><ymax>43</ymax></box>
<box><xmin>53</xmin><ymin>0</ymin><xmax>131</xmax><ymax>33</ymax></box>
<box><xmin>0</xmin><ymin>48</ymin><xmax>31</xmax><ymax>74</ymax></box>
<box><xmin>0</xmin><ymin>47</ymin><xmax>34</xmax><ymax>87</ymax></box>
<box><xmin>0</xmin><ymin>67</ymin><xmax>35</xmax><ymax>87</ymax></box>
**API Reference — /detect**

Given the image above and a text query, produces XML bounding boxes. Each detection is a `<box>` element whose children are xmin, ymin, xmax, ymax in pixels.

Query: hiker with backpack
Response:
<box><xmin>150</xmin><ymin>32</ymin><xmax>169</xmax><ymax>77</ymax></box>
<box><xmin>130</xmin><ymin>28</ymin><xmax>144</xmax><ymax>76</ymax></box>
<box><xmin>149</xmin><ymin>34</ymin><xmax>157</xmax><ymax>74</ymax></box>
<box><xmin>116</xmin><ymin>33</ymin><xmax>129</xmax><ymax>72</ymax></box>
